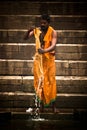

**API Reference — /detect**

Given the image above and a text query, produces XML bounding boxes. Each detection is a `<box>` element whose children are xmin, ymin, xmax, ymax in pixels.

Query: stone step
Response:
<box><xmin>11</xmin><ymin>110</ymin><xmax>87</xmax><ymax>121</ymax></box>
<box><xmin>0</xmin><ymin>108</ymin><xmax>74</xmax><ymax>113</ymax></box>
<box><xmin>0</xmin><ymin>15</ymin><xmax>87</xmax><ymax>30</ymax></box>
<box><xmin>12</xmin><ymin>111</ymin><xmax>74</xmax><ymax>121</ymax></box>
<box><xmin>0</xmin><ymin>59</ymin><xmax>87</xmax><ymax>76</ymax></box>
<box><xmin>0</xmin><ymin>92</ymin><xmax>87</xmax><ymax>109</ymax></box>
<box><xmin>0</xmin><ymin>76</ymin><xmax>87</xmax><ymax>93</ymax></box>
<box><xmin>0</xmin><ymin>111</ymin><xmax>84</xmax><ymax>125</ymax></box>
<box><xmin>0</xmin><ymin>111</ymin><xmax>74</xmax><ymax>121</ymax></box>
<box><xmin>0</xmin><ymin>1</ymin><xmax>87</xmax><ymax>15</ymax></box>
<box><xmin>0</xmin><ymin>30</ymin><xmax>87</xmax><ymax>44</ymax></box>
<box><xmin>0</xmin><ymin>43</ymin><xmax>87</xmax><ymax>60</ymax></box>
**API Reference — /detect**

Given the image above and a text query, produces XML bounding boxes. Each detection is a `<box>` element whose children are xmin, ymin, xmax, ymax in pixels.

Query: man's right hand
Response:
<box><xmin>23</xmin><ymin>30</ymin><xmax>29</xmax><ymax>40</ymax></box>
<box><xmin>23</xmin><ymin>27</ymin><xmax>34</xmax><ymax>40</ymax></box>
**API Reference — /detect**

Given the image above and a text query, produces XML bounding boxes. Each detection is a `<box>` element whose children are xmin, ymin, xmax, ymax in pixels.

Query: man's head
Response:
<box><xmin>40</xmin><ymin>14</ymin><xmax>51</xmax><ymax>31</ymax></box>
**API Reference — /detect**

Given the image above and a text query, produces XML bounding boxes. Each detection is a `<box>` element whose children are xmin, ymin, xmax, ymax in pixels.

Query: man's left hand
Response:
<box><xmin>38</xmin><ymin>48</ymin><xmax>45</xmax><ymax>54</ymax></box>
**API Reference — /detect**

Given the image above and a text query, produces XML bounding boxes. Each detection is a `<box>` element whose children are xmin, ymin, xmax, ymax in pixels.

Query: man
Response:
<box><xmin>24</xmin><ymin>14</ymin><xmax>57</xmax><ymax>113</ymax></box>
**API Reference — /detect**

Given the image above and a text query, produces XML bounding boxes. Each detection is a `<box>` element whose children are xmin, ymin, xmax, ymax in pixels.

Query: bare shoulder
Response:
<box><xmin>53</xmin><ymin>29</ymin><xmax>57</xmax><ymax>33</ymax></box>
<box><xmin>52</xmin><ymin>29</ymin><xmax>57</xmax><ymax>37</ymax></box>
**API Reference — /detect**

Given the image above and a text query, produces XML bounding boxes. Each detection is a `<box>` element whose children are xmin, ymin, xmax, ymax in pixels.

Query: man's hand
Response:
<box><xmin>23</xmin><ymin>31</ymin><xmax>29</xmax><ymax>40</ymax></box>
<box><xmin>23</xmin><ymin>27</ymin><xmax>34</xmax><ymax>40</ymax></box>
<box><xmin>38</xmin><ymin>48</ymin><xmax>45</xmax><ymax>54</ymax></box>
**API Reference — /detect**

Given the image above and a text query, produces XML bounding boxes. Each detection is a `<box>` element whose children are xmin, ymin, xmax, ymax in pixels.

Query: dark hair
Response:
<box><xmin>41</xmin><ymin>14</ymin><xmax>50</xmax><ymax>23</ymax></box>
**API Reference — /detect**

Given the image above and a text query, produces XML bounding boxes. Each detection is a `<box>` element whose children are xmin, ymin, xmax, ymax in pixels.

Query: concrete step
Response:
<box><xmin>0</xmin><ymin>15</ymin><xmax>87</xmax><ymax>30</ymax></box>
<box><xmin>0</xmin><ymin>76</ymin><xmax>87</xmax><ymax>93</ymax></box>
<box><xmin>0</xmin><ymin>59</ymin><xmax>87</xmax><ymax>76</ymax></box>
<box><xmin>0</xmin><ymin>92</ymin><xmax>87</xmax><ymax>109</ymax></box>
<box><xmin>0</xmin><ymin>1</ymin><xmax>87</xmax><ymax>15</ymax></box>
<box><xmin>0</xmin><ymin>44</ymin><xmax>87</xmax><ymax>60</ymax></box>
<box><xmin>0</xmin><ymin>30</ymin><xmax>87</xmax><ymax>44</ymax></box>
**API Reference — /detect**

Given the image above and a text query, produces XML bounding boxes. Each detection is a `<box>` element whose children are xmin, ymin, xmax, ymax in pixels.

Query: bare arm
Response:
<box><xmin>24</xmin><ymin>28</ymin><xmax>34</xmax><ymax>40</ymax></box>
<box><xmin>38</xmin><ymin>30</ymin><xmax>57</xmax><ymax>54</ymax></box>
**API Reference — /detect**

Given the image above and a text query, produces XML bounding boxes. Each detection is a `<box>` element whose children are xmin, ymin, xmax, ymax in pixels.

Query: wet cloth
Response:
<box><xmin>33</xmin><ymin>26</ymin><xmax>56</xmax><ymax>106</ymax></box>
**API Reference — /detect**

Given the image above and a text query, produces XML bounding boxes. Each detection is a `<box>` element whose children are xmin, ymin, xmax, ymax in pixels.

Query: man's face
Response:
<box><xmin>40</xmin><ymin>19</ymin><xmax>49</xmax><ymax>31</ymax></box>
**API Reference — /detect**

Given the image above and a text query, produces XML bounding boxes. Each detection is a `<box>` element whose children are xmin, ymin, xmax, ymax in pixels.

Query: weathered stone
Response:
<box><xmin>0</xmin><ymin>60</ymin><xmax>87</xmax><ymax>76</ymax></box>
<box><xmin>0</xmin><ymin>76</ymin><xmax>87</xmax><ymax>93</ymax></box>
<box><xmin>0</xmin><ymin>44</ymin><xmax>87</xmax><ymax>60</ymax></box>
<box><xmin>0</xmin><ymin>92</ymin><xmax>87</xmax><ymax>108</ymax></box>
<box><xmin>0</xmin><ymin>1</ymin><xmax>87</xmax><ymax>15</ymax></box>
<box><xmin>0</xmin><ymin>15</ymin><xmax>87</xmax><ymax>30</ymax></box>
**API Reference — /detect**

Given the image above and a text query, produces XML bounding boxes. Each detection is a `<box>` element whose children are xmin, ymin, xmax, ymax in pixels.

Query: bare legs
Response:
<box><xmin>40</xmin><ymin>102</ymin><xmax>44</xmax><ymax>112</ymax></box>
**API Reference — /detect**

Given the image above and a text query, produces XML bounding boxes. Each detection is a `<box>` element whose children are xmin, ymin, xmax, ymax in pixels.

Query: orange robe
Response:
<box><xmin>33</xmin><ymin>26</ymin><xmax>56</xmax><ymax>106</ymax></box>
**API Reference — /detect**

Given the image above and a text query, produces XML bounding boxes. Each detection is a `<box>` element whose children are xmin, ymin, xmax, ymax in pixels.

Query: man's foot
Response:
<box><xmin>52</xmin><ymin>107</ymin><xmax>57</xmax><ymax>113</ymax></box>
<box><xmin>52</xmin><ymin>101</ymin><xmax>59</xmax><ymax>113</ymax></box>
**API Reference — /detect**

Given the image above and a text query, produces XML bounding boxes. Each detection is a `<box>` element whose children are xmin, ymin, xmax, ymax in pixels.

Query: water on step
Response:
<box><xmin>26</xmin><ymin>94</ymin><xmax>45</xmax><ymax>121</ymax></box>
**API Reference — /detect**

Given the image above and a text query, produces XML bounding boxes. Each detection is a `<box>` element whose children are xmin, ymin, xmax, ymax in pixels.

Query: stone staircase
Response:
<box><xmin>0</xmin><ymin>1</ymin><xmax>87</xmax><ymax>114</ymax></box>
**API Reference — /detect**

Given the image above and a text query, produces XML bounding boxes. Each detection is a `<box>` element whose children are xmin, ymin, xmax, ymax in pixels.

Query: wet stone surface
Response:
<box><xmin>0</xmin><ymin>111</ymin><xmax>87</xmax><ymax>130</ymax></box>
<box><xmin>0</xmin><ymin>116</ymin><xmax>87</xmax><ymax>130</ymax></box>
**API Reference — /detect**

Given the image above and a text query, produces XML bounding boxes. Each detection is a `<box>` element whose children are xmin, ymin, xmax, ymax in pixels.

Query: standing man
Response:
<box><xmin>24</xmin><ymin>14</ymin><xmax>57</xmax><ymax>113</ymax></box>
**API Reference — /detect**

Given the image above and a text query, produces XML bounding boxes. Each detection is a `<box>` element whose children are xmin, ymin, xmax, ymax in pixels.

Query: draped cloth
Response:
<box><xmin>33</xmin><ymin>26</ymin><xmax>57</xmax><ymax>106</ymax></box>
